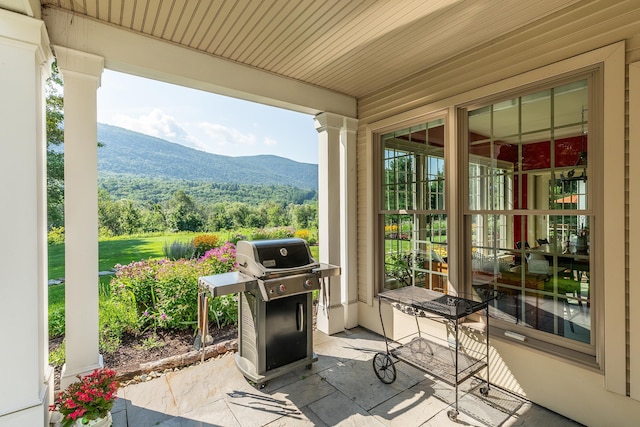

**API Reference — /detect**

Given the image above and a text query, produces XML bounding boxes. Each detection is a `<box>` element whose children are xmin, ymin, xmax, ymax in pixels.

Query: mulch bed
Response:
<box><xmin>49</xmin><ymin>324</ymin><xmax>238</xmax><ymax>391</ymax></box>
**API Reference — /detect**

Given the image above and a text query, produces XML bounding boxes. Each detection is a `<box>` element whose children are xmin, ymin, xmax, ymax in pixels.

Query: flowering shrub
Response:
<box><xmin>48</xmin><ymin>226</ymin><xmax>65</xmax><ymax>244</ymax></box>
<box><xmin>294</xmin><ymin>229</ymin><xmax>317</xmax><ymax>245</ymax></box>
<box><xmin>293</xmin><ymin>229</ymin><xmax>310</xmax><ymax>240</ymax></box>
<box><xmin>193</xmin><ymin>234</ymin><xmax>220</xmax><ymax>257</ymax></box>
<box><xmin>199</xmin><ymin>241</ymin><xmax>238</xmax><ymax>274</ymax></box>
<box><xmin>227</xmin><ymin>233</ymin><xmax>247</xmax><ymax>244</ymax></box>
<box><xmin>111</xmin><ymin>242</ymin><xmax>238</xmax><ymax>331</ymax></box>
<box><xmin>112</xmin><ymin>259</ymin><xmax>163</xmax><ymax>316</ymax></box>
<box><xmin>251</xmin><ymin>226</ymin><xmax>295</xmax><ymax>240</ymax></box>
<box><xmin>51</xmin><ymin>368</ymin><xmax>119</xmax><ymax>426</ymax></box>
<box><xmin>162</xmin><ymin>239</ymin><xmax>195</xmax><ymax>260</ymax></box>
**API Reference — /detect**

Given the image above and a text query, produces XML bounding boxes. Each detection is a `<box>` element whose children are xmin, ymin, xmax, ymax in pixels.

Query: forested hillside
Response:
<box><xmin>99</xmin><ymin>173</ymin><xmax>316</xmax><ymax>206</ymax></box>
<box><xmin>97</xmin><ymin>123</ymin><xmax>318</xmax><ymax>191</ymax></box>
<box><xmin>75</xmin><ymin>124</ymin><xmax>321</xmax><ymax>236</ymax></box>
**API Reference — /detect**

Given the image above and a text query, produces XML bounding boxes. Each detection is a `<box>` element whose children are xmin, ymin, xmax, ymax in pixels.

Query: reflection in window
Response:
<box><xmin>466</xmin><ymin>79</ymin><xmax>591</xmax><ymax>345</ymax></box>
<box><xmin>381</xmin><ymin>119</ymin><xmax>448</xmax><ymax>293</ymax></box>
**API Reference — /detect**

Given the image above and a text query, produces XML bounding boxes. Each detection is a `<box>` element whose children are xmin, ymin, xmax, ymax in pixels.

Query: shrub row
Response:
<box><xmin>49</xmin><ymin>242</ymin><xmax>239</xmax><ymax>366</ymax></box>
<box><xmin>112</xmin><ymin>241</ymin><xmax>238</xmax><ymax>332</ymax></box>
<box><xmin>161</xmin><ymin>228</ymin><xmax>316</xmax><ymax>260</ymax></box>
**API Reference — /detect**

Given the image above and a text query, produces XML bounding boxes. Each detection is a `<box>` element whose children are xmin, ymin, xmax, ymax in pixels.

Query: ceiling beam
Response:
<box><xmin>0</xmin><ymin>0</ymin><xmax>40</xmax><ymax>19</ymax></box>
<box><xmin>42</xmin><ymin>7</ymin><xmax>356</xmax><ymax>118</ymax></box>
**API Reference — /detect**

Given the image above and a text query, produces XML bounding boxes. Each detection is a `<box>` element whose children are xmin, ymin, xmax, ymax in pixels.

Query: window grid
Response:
<box><xmin>467</xmin><ymin>79</ymin><xmax>592</xmax><ymax>346</ymax></box>
<box><xmin>381</xmin><ymin>119</ymin><xmax>448</xmax><ymax>293</ymax></box>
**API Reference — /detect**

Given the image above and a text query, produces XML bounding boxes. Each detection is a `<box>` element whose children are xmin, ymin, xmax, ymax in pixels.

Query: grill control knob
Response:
<box><xmin>277</xmin><ymin>284</ymin><xmax>286</xmax><ymax>294</ymax></box>
<box><xmin>304</xmin><ymin>279</ymin><xmax>314</xmax><ymax>289</ymax></box>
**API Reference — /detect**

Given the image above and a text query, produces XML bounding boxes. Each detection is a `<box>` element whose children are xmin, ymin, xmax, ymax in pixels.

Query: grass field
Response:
<box><xmin>48</xmin><ymin>232</ymin><xmax>201</xmax><ymax>280</ymax></box>
<box><xmin>47</xmin><ymin>231</ymin><xmax>319</xmax><ymax>312</ymax></box>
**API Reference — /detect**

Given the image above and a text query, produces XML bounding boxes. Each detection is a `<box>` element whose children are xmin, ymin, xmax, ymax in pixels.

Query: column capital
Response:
<box><xmin>0</xmin><ymin>9</ymin><xmax>53</xmax><ymax>69</ymax></box>
<box><xmin>54</xmin><ymin>45</ymin><xmax>104</xmax><ymax>86</ymax></box>
<box><xmin>315</xmin><ymin>112</ymin><xmax>357</xmax><ymax>133</ymax></box>
<box><xmin>343</xmin><ymin>117</ymin><xmax>358</xmax><ymax>132</ymax></box>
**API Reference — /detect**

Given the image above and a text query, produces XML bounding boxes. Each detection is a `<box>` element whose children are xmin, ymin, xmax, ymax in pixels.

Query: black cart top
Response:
<box><xmin>378</xmin><ymin>287</ymin><xmax>492</xmax><ymax>320</ymax></box>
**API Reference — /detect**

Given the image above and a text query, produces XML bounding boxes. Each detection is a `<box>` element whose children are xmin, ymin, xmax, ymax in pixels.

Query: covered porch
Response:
<box><xmin>3</xmin><ymin>1</ymin><xmax>640</xmax><ymax>426</ymax></box>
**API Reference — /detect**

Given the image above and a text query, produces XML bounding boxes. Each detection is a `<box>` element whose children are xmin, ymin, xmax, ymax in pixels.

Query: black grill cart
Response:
<box><xmin>373</xmin><ymin>286</ymin><xmax>500</xmax><ymax>421</ymax></box>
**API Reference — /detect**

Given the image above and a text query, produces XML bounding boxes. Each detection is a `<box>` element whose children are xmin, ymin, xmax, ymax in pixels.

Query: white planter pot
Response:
<box><xmin>73</xmin><ymin>412</ymin><xmax>112</xmax><ymax>427</ymax></box>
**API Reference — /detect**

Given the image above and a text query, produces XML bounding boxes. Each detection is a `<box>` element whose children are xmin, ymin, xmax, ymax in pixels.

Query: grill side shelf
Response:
<box><xmin>199</xmin><ymin>272</ymin><xmax>258</xmax><ymax>297</ymax></box>
<box><xmin>314</xmin><ymin>263</ymin><xmax>341</xmax><ymax>278</ymax></box>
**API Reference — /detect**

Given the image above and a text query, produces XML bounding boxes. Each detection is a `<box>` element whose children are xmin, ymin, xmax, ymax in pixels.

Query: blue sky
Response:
<box><xmin>97</xmin><ymin>70</ymin><xmax>319</xmax><ymax>164</ymax></box>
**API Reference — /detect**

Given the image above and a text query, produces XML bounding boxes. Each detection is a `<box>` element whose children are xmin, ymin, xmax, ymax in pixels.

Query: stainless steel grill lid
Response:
<box><xmin>200</xmin><ymin>238</ymin><xmax>339</xmax><ymax>302</ymax></box>
<box><xmin>237</xmin><ymin>238</ymin><xmax>320</xmax><ymax>279</ymax></box>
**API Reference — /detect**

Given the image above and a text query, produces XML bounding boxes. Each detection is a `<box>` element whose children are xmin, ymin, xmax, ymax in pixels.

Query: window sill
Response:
<box><xmin>491</xmin><ymin>324</ymin><xmax>600</xmax><ymax>372</ymax></box>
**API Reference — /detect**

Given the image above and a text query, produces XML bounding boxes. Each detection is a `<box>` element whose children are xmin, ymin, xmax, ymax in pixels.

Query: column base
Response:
<box><xmin>59</xmin><ymin>354</ymin><xmax>103</xmax><ymax>389</ymax></box>
<box><xmin>316</xmin><ymin>303</ymin><xmax>345</xmax><ymax>335</ymax></box>
<box><xmin>343</xmin><ymin>300</ymin><xmax>359</xmax><ymax>329</ymax></box>
<box><xmin>0</xmin><ymin>366</ymin><xmax>54</xmax><ymax>427</ymax></box>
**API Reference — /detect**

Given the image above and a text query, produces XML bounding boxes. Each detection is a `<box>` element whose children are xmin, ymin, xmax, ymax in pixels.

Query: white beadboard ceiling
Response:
<box><xmin>39</xmin><ymin>0</ymin><xmax>582</xmax><ymax>98</ymax></box>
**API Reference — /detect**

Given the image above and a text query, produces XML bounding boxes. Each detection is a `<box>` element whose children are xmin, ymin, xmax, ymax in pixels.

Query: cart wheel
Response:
<box><xmin>447</xmin><ymin>409</ymin><xmax>458</xmax><ymax>420</ymax></box>
<box><xmin>480</xmin><ymin>386</ymin><xmax>490</xmax><ymax>396</ymax></box>
<box><xmin>373</xmin><ymin>353</ymin><xmax>396</xmax><ymax>384</ymax></box>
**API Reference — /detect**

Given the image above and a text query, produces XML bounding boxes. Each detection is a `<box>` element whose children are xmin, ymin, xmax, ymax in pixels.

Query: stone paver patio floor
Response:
<box><xmin>111</xmin><ymin>327</ymin><xmax>582</xmax><ymax>426</ymax></box>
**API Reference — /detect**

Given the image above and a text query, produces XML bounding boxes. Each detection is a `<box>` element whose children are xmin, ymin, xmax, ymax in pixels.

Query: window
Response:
<box><xmin>465</xmin><ymin>78</ymin><xmax>593</xmax><ymax>348</ymax></box>
<box><xmin>380</xmin><ymin>119</ymin><xmax>448</xmax><ymax>293</ymax></box>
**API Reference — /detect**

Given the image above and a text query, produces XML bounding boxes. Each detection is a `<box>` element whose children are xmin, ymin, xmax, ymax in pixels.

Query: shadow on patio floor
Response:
<box><xmin>111</xmin><ymin>327</ymin><xmax>583</xmax><ymax>427</ymax></box>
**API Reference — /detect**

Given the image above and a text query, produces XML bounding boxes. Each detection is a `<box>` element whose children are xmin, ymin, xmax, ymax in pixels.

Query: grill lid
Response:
<box><xmin>237</xmin><ymin>238</ymin><xmax>319</xmax><ymax>278</ymax></box>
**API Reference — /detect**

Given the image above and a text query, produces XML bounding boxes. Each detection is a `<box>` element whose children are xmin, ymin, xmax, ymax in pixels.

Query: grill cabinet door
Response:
<box><xmin>265</xmin><ymin>293</ymin><xmax>308</xmax><ymax>370</ymax></box>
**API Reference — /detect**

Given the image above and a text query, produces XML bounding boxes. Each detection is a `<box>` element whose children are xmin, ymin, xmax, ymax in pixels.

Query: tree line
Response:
<box><xmin>97</xmin><ymin>189</ymin><xmax>317</xmax><ymax>236</ymax></box>
<box><xmin>99</xmin><ymin>173</ymin><xmax>316</xmax><ymax>207</ymax></box>
<box><xmin>45</xmin><ymin>62</ymin><xmax>318</xmax><ymax>236</ymax></box>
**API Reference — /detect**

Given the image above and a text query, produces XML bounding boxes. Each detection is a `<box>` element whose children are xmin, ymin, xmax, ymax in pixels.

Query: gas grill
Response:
<box><xmin>198</xmin><ymin>238</ymin><xmax>340</xmax><ymax>386</ymax></box>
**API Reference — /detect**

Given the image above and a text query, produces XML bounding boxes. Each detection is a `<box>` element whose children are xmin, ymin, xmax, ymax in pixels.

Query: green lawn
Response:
<box><xmin>48</xmin><ymin>231</ymin><xmax>319</xmax><ymax>305</ymax></box>
<box><xmin>47</xmin><ymin>230</ymin><xmax>319</xmax><ymax>342</ymax></box>
<box><xmin>48</xmin><ymin>232</ymin><xmax>201</xmax><ymax>280</ymax></box>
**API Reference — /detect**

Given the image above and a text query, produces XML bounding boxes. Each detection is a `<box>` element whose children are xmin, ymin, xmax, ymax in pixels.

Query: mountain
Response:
<box><xmin>97</xmin><ymin>123</ymin><xmax>318</xmax><ymax>191</ymax></box>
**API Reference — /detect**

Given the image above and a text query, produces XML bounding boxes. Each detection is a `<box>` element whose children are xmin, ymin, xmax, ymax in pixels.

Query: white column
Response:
<box><xmin>0</xmin><ymin>10</ymin><xmax>53</xmax><ymax>427</ymax></box>
<box><xmin>55</xmin><ymin>46</ymin><xmax>104</xmax><ymax>389</ymax></box>
<box><xmin>341</xmin><ymin>117</ymin><xmax>358</xmax><ymax>329</ymax></box>
<box><xmin>315</xmin><ymin>112</ymin><xmax>349</xmax><ymax>335</ymax></box>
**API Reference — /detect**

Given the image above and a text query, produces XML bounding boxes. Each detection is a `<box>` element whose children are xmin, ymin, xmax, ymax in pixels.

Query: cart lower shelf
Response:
<box><xmin>389</xmin><ymin>337</ymin><xmax>486</xmax><ymax>386</ymax></box>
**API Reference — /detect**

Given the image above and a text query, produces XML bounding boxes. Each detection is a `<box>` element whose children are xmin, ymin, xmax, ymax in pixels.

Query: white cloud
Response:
<box><xmin>198</xmin><ymin>122</ymin><xmax>257</xmax><ymax>149</ymax></box>
<box><xmin>111</xmin><ymin>109</ymin><xmax>209</xmax><ymax>152</ymax></box>
<box><xmin>107</xmin><ymin>109</ymin><xmax>283</xmax><ymax>158</ymax></box>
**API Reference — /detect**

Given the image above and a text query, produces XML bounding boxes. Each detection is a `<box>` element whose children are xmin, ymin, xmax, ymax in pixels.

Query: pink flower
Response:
<box><xmin>50</xmin><ymin>368</ymin><xmax>119</xmax><ymax>424</ymax></box>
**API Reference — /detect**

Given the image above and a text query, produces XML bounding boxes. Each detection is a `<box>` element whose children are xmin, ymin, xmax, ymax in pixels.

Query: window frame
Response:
<box><xmin>460</xmin><ymin>73</ymin><xmax>596</xmax><ymax>356</ymax></box>
<box><xmin>377</xmin><ymin>115</ymin><xmax>449</xmax><ymax>293</ymax></box>
<box><xmin>367</xmin><ymin>42</ymin><xmax>624</xmax><ymax>378</ymax></box>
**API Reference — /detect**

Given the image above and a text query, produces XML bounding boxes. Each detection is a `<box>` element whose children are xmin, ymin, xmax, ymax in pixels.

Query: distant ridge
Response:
<box><xmin>97</xmin><ymin>123</ymin><xmax>318</xmax><ymax>191</ymax></box>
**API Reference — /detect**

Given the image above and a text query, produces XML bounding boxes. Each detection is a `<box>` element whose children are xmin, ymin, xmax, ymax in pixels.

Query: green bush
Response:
<box><xmin>293</xmin><ymin>228</ymin><xmax>317</xmax><ymax>245</ymax></box>
<box><xmin>251</xmin><ymin>226</ymin><xmax>295</xmax><ymax>240</ymax></box>
<box><xmin>163</xmin><ymin>239</ymin><xmax>196</xmax><ymax>260</ymax></box>
<box><xmin>112</xmin><ymin>259</ymin><xmax>161</xmax><ymax>316</ymax></box>
<box><xmin>193</xmin><ymin>234</ymin><xmax>219</xmax><ymax>257</ymax></box>
<box><xmin>110</xmin><ymin>242</ymin><xmax>238</xmax><ymax>331</ymax></box>
<box><xmin>47</xmin><ymin>226</ymin><xmax>65</xmax><ymax>244</ymax></box>
<box><xmin>49</xmin><ymin>307</ymin><xmax>65</xmax><ymax>338</ymax></box>
<box><xmin>49</xmin><ymin>341</ymin><xmax>65</xmax><ymax>367</ymax></box>
<box><xmin>227</xmin><ymin>233</ymin><xmax>247</xmax><ymax>244</ymax></box>
<box><xmin>153</xmin><ymin>259</ymin><xmax>202</xmax><ymax>329</ymax></box>
<box><xmin>99</xmin><ymin>295</ymin><xmax>139</xmax><ymax>353</ymax></box>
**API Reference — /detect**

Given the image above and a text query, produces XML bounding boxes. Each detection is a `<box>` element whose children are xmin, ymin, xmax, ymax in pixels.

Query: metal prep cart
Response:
<box><xmin>373</xmin><ymin>286</ymin><xmax>500</xmax><ymax>421</ymax></box>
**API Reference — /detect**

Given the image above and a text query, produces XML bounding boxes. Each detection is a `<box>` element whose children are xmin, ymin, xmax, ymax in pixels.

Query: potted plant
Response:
<box><xmin>50</xmin><ymin>368</ymin><xmax>119</xmax><ymax>427</ymax></box>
